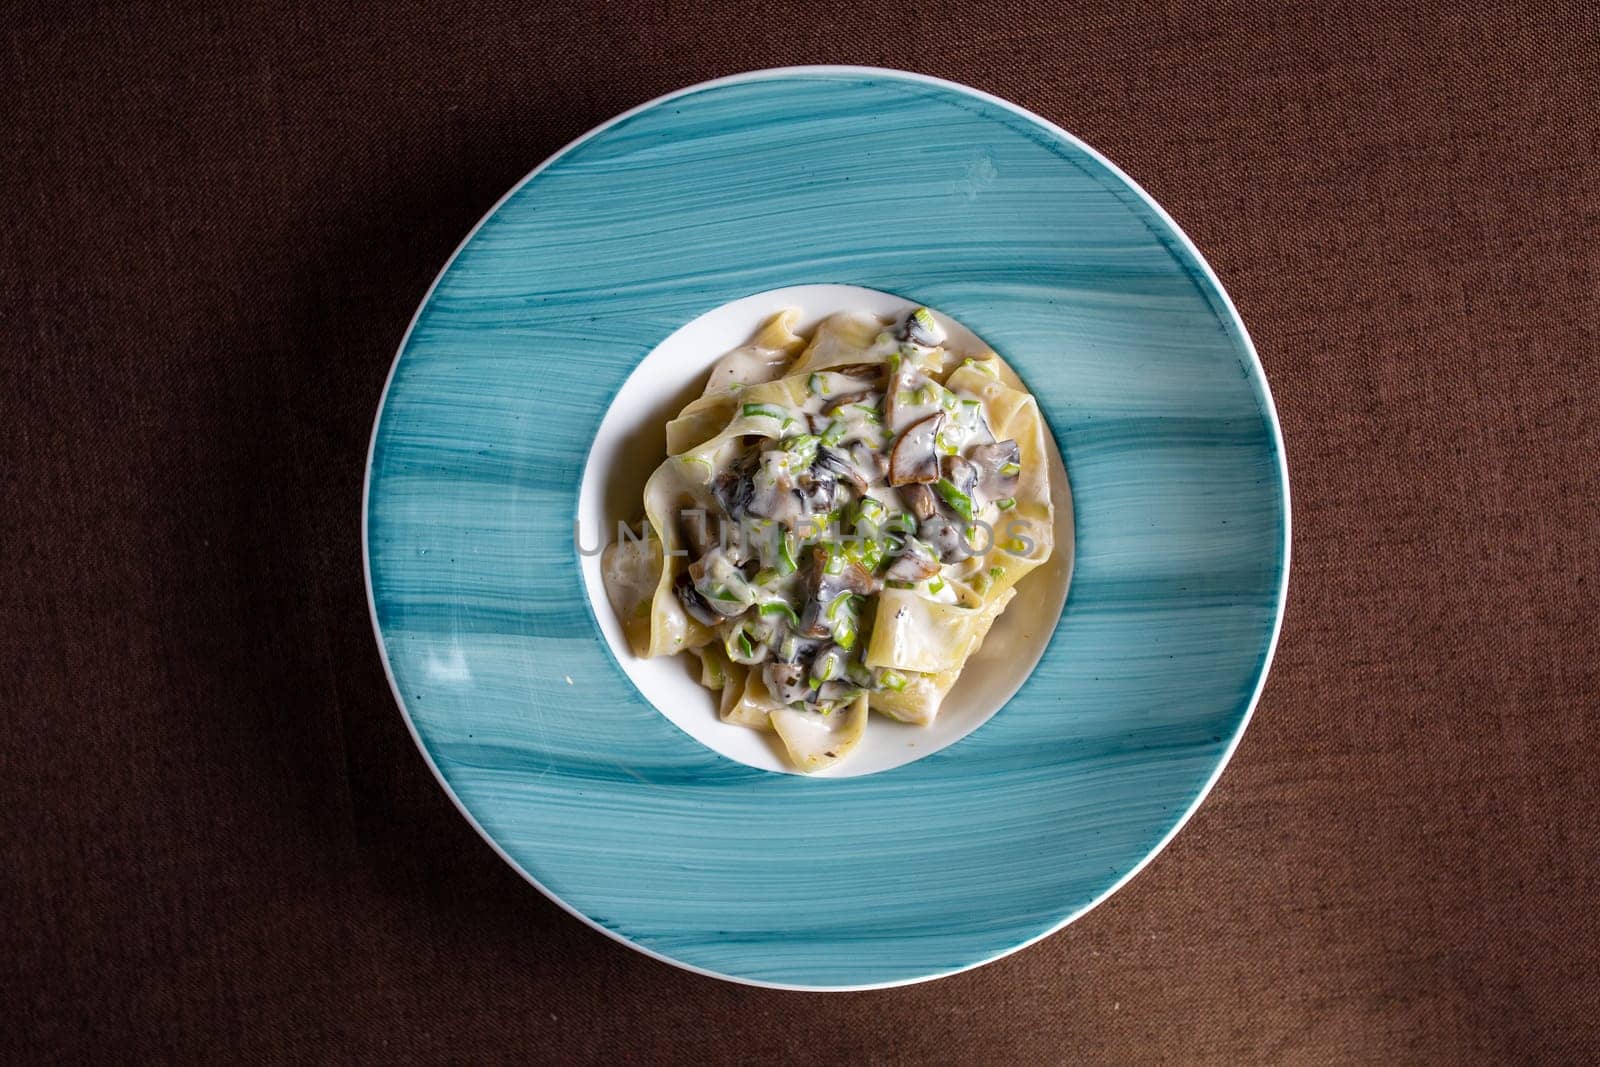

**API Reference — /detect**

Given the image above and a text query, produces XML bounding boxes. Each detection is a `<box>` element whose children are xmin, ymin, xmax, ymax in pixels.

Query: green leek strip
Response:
<box><xmin>759</xmin><ymin>601</ymin><xmax>800</xmax><ymax>628</ymax></box>
<box><xmin>1000</xmin><ymin>461</ymin><xmax>1021</xmax><ymax>477</ymax></box>
<box><xmin>833</xmin><ymin>620</ymin><xmax>857</xmax><ymax>651</ymax></box>
<box><xmin>735</xmin><ymin>629</ymin><xmax>755</xmax><ymax>660</ymax></box>
<box><xmin>962</xmin><ymin>357</ymin><xmax>1000</xmax><ymax>380</ymax></box>
<box><xmin>741</xmin><ymin>402</ymin><xmax>788</xmax><ymax>421</ymax></box>
<box><xmin>910</xmin><ymin>307</ymin><xmax>937</xmax><ymax>334</ymax></box>
<box><xmin>826</xmin><ymin>592</ymin><xmax>856</xmax><ymax>621</ymax></box>
<box><xmin>807</xmin><ymin>372</ymin><xmax>823</xmax><ymax>395</ymax></box>
<box><xmin>886</xmin><ymin>512</ymin><xmax>917</xmax><ymax>536</ymax></box>
<box><xmin>823</xmin><ymin>548</ymin><xmax>845</xmax><ymax>575</ymax></box>
<box><xmin>853</xmin><ymin>404</ymin><xmax>881</xmax><ymax>422</ymax></box>
<box><xmin>776</xmin><ymin>531</ymin><xmax>798</xmax><ymax>575</ymax></box>
<box><xmin>989</xmin><ymin>566</ymin><xmax>1003</xmax><ymax>579</ymax></box>
<box><xmin>996</xmin><ymin>497</ymin><xmax>1017</xmax><ymax>511</ymax></box>
<box><xmin>886</xmin><ymin>579</ymin><xmax>916</xmax><ymax>590</ymax></box>
<box><xmin>844</xmin><ymin>536</ymin><xmax>884</xmax><ymax>572</ymax></box>
<box><xmin>853</xmin><ymin>497</ymin><xmax>887</xmax><ymax>526</ymax></box>
<box><xmin>820</xmin><ymin>419</ymin><xmax>847</xmax><ymax>447</ymax></box>
<box><xmin>928</xmin><ymin>577</ymin><xmax>945</xmax><ymax>594</ymax></box>
<box><xmin>879</xmin><ymin>669</ymin><xmax>908</xmax><ymax>693</ymax></box>
<box><xmin>784</xmin><ymin>433</ymin><xmax>819</xmax><ymax>469</ymax></box>
<box><xmin>934</xmin><ymin>478</ymin><xmax>975</xmax><ymax>521</ymax></box>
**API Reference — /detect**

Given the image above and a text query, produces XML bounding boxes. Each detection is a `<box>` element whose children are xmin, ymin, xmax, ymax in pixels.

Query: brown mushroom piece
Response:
<box><xmin>898</xmin><ymin>306</ymin><xmax>947</xmax><ymax>348</ymax></box>
<box><xmin>941</xmin><ymin>455</ymin><xmax>979</xmax><ymax>500</ymax></box>
<box><xmin>898</xmin><ymin>482</ymin><xmax>938</xmax><ymax>521</ymax></box>
<box><xmin>814</xmin><ymin>445</ymin><xmax>868</xmax><ymax>492</ymax></box>
<box><xmin>884</xmin><ymin>536</ymin><xmax>941</xmax><ymax>582</ymax></box>
<box><xmin>967</xmin><ymin>439</ymin><xmax>1021</xmax><ymax>499</ymax></box>
<box><xmin>713</xmin><ymin>449</ymin><xmax>759</xmax><ymax>518</ymax></box>
<box><xmin>795</xmin><ymin>468</ymin><xmax>838</xmax><ymax>515</ymax></box>
<box><xmin>797</xmin><ymin>556</ymin><xmax>881</xmax><ymax>638</ymax></box>
<box><xmin>822</xmin><ymin>390</ymin><xmax>880</xmax><ymax>416</ymax></box>
<box><xmin>673</xmin><ymin>569</ymin><xmax>721</xmax><ymax>626</ymax></box>
<box><xmin>919</xmin><ymin>514</ymin><xmax>972</xmax><ymax>563</ymax></box>
<box><xmin>887</xmin><ymin>413</ymin><xmax>944</xmax><ymax>486</ymax></box>
<box><xmin>825</xmin><ymin>362</ymin><xmax>887</xmax><ymax>383</ymax></box>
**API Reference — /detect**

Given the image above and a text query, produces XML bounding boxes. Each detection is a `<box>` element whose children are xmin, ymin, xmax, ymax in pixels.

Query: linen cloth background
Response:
<box><xmin>2</xmin><ymin>2</ymin><xmax>1596</xmax><ymax>1062</ymax></box>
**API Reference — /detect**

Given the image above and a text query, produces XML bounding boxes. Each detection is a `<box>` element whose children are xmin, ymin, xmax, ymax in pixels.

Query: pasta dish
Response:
<box><xmin>603</xmin><ymin>306</ymin><xmax>1054</xmax><ymax>771</ymax></box>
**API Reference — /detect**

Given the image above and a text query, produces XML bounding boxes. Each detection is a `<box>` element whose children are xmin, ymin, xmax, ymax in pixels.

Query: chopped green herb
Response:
<box><xmin>989</xmin><ymin>566</ymin><xmax>1003</xmax><ymax>579</ymax></box>
<box><xmin>1000</xmin><ymin>461</ymin><xmax>1022</xmax><ymax>477</ymax></box>
<box><xmin>996</xmin><ymin>497</ymin><xmax>1017</xmax><ymax>511</ymax></box>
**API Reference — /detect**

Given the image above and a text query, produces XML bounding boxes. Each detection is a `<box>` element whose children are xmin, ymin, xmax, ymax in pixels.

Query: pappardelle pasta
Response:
<box><xmin>602</xmin><ymin>306</ymin><xmax>1054</xmax><ymax>772</ymax></box>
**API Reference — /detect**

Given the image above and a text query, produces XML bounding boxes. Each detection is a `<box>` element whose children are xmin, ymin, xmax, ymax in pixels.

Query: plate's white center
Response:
<box><xmin>576</xmin><ymin>284</ymin><xmax>1074</xmax><ymax>777</ymax></box>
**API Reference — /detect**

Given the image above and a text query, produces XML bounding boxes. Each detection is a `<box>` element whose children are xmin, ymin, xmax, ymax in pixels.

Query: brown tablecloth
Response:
<box><xmin>4</xmin><ymin>3</ymin><xmax>1596</xmax><ymax>1062</ymax></box>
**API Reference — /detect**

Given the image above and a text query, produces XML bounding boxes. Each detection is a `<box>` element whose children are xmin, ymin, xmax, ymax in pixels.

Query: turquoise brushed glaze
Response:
<box><xmin>364</xmin><ymin>68</ymin><xmax>1288</xmax><ymax>988</ymax></box>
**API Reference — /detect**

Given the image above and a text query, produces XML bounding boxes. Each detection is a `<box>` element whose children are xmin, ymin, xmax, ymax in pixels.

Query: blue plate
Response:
<box><xmin>364</xmin><ymin>67</ymin><xmax>1289</xmax><ymax>989</ymax></box>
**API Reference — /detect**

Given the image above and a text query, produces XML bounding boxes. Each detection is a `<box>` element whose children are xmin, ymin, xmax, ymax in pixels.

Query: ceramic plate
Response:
<box><xmin>364</xmin><ymin>66</ymin><xmax>1289</xmax><ymax>989</ymax></box>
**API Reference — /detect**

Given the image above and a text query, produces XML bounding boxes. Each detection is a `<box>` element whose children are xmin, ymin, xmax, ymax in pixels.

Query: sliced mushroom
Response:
<box><xmin>815</xmin><ymin>445</ymin><xmax>868</xmax><ymax>492</ymax></box>
<box><xmin>823</xmin><ymin>362</ymin><xmax>887</xmax><ymax>383</ymax></box>
<box><xmin>673</xmin><ymin>569</ymin><xmax>720</xmax><ymax>626</ymax></box>
<box><xmin>968</xmin><ymin>439</ymin><xmax>1021</xmax><ymax>499</ymax></box>
<box><xmin>887</xmin><ymin>413</ymin><xmax>944</xmax><ymax>486</ymax></box>
<box><xmin>942</xmin><ymin>454</ymin><xmax>979</xmax><ymax>499</ymax></box>
<box><xmin>797</xmin><ymin>557</ymin><xmax>881</xmax><ymax>638</ymax></box>
<box><xmin>884</xmin><ymin>537</ymin><xmax>941</xmax><ymax>581</ymax></box>
<box><xmin>898</xmin><ymin>306</ymin><xmax>947</xmax><ymax>348</ymax></box>
<box><xmin>920</xmin><ymin>514</ymin><xmax>971</xmax><ymax>563</ymax></box>
<box><xmin>796</xmin><ymin>468</ymin><xmax>838</xmax><ymax>515</ymax></box>
<box><xmin>898</xmin><ymin>482</ymin><xmax>938</xmax><ymax>521</ymax></box>
<box><xmin>713</xmin><ymin>449</ymin><xmax>759</xmax><ymax>518</ymax></box>
<box><xmin>822</xmin><ymin>390</ymin><xmax>880</xmax><ymax>416</ymax></box>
